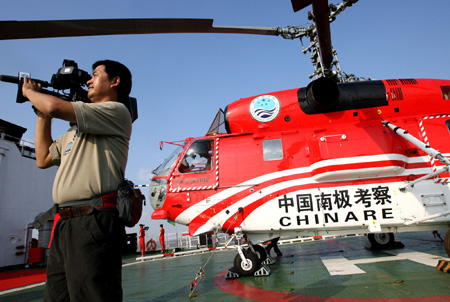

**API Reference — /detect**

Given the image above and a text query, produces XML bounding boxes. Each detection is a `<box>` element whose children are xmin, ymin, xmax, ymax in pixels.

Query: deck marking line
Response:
<box><xmin>0</xmin><ymin>282</ymin><xmax>45</xmax><ymax>296</ymax></box>
<box><xmin>321</xmin><ymin>250</ymin><xmax>450</xmax><ymax>276</ymax></box>
<box><xmin>321</xmin><ymin>255</ymin><xmax>366</xmax><ymax>275</ymax></box>
<box><xmin>384</xmin><ymin>249</ymin><xmax>450</xmax><ymax>267</ymax></box>
<box><xmin>213</xmin><ymin>269</ymin><xmax>300</xmax><ymax>302</ymax></box>
<box><xmin>213</xmin><ymin>268</ymin><xmax>450</xmax><ymax>302</ymax></box>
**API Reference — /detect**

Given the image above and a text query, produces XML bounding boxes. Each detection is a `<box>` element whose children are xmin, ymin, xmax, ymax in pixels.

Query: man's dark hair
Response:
<box><xmin>92</xmin><ymin>60</ymin><xmax>132</xmax><ymax>103</ymax></box>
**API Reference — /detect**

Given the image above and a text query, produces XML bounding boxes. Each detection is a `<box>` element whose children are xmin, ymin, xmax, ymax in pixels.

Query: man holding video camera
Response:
<box><xmin>22</xmin><ymin>60</ymin><xmax>132</xmax><ymax>302</ymax></box>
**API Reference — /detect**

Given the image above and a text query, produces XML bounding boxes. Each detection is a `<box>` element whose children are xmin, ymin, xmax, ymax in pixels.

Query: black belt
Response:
<box><xmin>58</xmin><ymin>205</ymin><xmax>94</xmax><ymax>219</ymax></box>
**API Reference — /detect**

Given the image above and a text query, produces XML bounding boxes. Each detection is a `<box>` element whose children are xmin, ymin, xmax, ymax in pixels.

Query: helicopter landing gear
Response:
<box><xmin>368</xmin><ymin>232</ymin><xmax>394</xmax><ymax>247</ymax></box>
<box><xmin>252</xmin><ymin>243</ymin><xmax>275</xmax><ymax>265</ymax></box>
<box><xmin>227</xmin><ymin>249</ymin><xmax>270</xmax><ymax>278</ymax></box>
<box><xmin>444</xmin><ymin>229</ymin><xmax>450</xmax><ymax>258</ymax></box>
<box><xmin>225</xmin><ymin>228</ymin><xmax>271</xmax><ymax>278</ymax></box>
<box><xmin>252</xmin><ymin>244</ymin><xmax>267</xmax><ymax>263</ymax></box>
<box><xmin>366</xmin><ymin>232</ymin><xmax>404</xmax><ymax>250</ymax></box>
<box><xmin>233</xmin><ymin>249</ymin><xmax>260</xmax><ymax>276</ymax></box>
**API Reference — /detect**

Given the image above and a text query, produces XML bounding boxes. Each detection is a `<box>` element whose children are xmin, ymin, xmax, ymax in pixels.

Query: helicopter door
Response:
<box><xmin>170</xmin><ymin>139</ymin><xmax>217</xmax><ymax>191</ymax></box>
<box><xmin>419</xmin><ymin>116</ymin><xmax>450</xmax><ymax>181</ymax></box>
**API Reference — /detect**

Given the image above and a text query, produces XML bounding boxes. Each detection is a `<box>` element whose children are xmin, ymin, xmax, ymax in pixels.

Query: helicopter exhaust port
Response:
<box><xmin>299</xmin><ymin>79</ymin><xmax>388</xmax><ymax>115</ymax></box>
<box><xmin>305</xmin><ymin>77</ymin><xmax>340</xmax><ymax>113</ymax></box>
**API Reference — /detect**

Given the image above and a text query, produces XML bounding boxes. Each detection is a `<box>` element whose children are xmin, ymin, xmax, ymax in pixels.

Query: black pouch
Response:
<box><xmin>116</xmin><ymin>179</ymin><xmax>146</xmax><ymax>227</ymax></box>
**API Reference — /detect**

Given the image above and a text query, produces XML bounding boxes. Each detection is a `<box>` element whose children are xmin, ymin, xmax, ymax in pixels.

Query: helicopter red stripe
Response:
<box><xmin>219</xmin><ymin>175</ymin><xmax>425</xmax><ymax>233</ymax></box>
<box><xmin>186</xmin><ymin>169</ymin><xmax>312</xmax><ymax>235</ymax></box>
<box><xmin>186</xmin><ymin>162</ymin><xmax>429</xmax><ymax>235</ymax></box>
<box><xmin>185</xmin><ymin>159</ymin><xmax>430</xmax><ymax>235</ymax></box>
<box><xmin>182</xmin><ymin>154</ymin><xmax>431</xmax><ymax>235</ymax></box>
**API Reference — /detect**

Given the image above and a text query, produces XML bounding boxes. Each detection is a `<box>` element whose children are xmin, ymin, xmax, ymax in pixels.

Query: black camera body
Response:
<box><xmin>48</xmin><ymin>59</ymin><xmax>91</xmax><ymax>104</ymax></box>
<box><xmin>14</xmin><ymin>59</ymin><xmax>90</xmax><ymax>104</ymax></box>
<box><xmin>51</xmin><ymin>59</ymin><xmax>91</xmax><ymax>91</ymax></box>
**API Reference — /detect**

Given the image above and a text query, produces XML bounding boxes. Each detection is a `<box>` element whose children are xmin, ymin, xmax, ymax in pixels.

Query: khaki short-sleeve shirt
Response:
<box><xmin>49</xmin><ymin>101</ymin><xmax>132</xmax><ymax>204</ymax></box>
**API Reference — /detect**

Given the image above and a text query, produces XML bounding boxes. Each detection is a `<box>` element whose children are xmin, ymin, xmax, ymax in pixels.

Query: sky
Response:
<box><xmin>1</xmin><ymin>0</ymin><xmax>449</xmax><ymax>238</ymax></box>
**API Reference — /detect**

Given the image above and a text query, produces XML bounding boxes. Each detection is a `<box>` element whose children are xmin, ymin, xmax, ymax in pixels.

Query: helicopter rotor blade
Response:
<box><xmin>0</xmin><ymin>18</ymin><xmax>280</xmax><ymax>40</ymax></box>
<box><xmin>312</xmin><ymin>0</ymin><xmax>333</xmax><ymax>72</ymax></box>
<box><xmin>291</xmin><ymin>0</ymin><xmax>333</xmax><ymax>76</ymax></box>
<box><xmin>291</xmin><ymin>0</ymin><xmax>314</xmax><ymax>12</ymax></box>
<box><xmin>206</xmin><ymin>26</ymin><xmax>279</xmax><ymax>36</ymax></box>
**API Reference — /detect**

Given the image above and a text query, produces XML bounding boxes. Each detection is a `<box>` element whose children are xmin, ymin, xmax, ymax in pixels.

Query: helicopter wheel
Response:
<box><xmin>233</xmin><ymin>249</ymin><xmax>260</xmax><ymax>277</ymax></box>
<box><xmin>444</xmin><ymin>229</ymin><xmax>450</xmax><ymax>258</ymax></box>
<box><xmin>252</xmin><ymin>244</ymin><xmax>267</xmax><ymax>264</ymax></box>
<box><xmin>368</xmin><ymin>232</ymin><xmax>395</xmax><ymax>248</ymax></box>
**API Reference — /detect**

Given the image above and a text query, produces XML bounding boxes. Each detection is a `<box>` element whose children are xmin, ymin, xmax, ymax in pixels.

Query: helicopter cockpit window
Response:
<box><xmin>263</xmin><ymin>139</ymin><xmax>283</xmax><ymax>161</ymax></box>
<box><xmin>179</xmin><ymin>139</ymin><xmax>213</xmax><ymax>173</ymax></box>
<box><xmin>442</xmin><ymin>86</ymin><xmax>450</xmax><ymax>100</ymax></box>
<box><xmin>152</xmin><ymin>145</ymin><xmax>185</xmax><ymax>177</ymax></box>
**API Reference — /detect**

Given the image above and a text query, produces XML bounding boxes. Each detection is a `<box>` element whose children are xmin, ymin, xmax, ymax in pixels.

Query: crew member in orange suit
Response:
<box><xmin>159</xmin><ymin>224</ymin><xmax>165</xmax><ymax>253</ymax></box>
<box><xmin>139</xmin><ymin>224</ymin><xmax>146</xmax><ymax>258</ymax></box>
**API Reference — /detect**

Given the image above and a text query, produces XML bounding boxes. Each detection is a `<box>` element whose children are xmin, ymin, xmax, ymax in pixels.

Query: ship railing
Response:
<box><xmin>143</xmin><ymin>232</ymin><xmax>231</xmax><ymax>252</ymax></box>
<box><xmin>141</xmin><ymin>231</ymin><xmax>368</xmax><ymax>254</ymax></box>
<box><xmin>0</xmin><ymin>132</ymin><xmax>36</xmax><ymax>159</ymax></box>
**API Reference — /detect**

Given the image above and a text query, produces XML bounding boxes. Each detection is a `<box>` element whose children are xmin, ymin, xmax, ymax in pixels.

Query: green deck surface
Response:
<box><xmin>1</xmin><ymin>231</ymin><xmax>449</xmax><ymax>301</ymax></box>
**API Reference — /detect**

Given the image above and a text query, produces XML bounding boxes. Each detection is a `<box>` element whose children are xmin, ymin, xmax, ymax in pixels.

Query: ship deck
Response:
<box><xmin>1</xmin><ymin>230</ymin><xmax>450</xmax><ymax>301</ymax></box>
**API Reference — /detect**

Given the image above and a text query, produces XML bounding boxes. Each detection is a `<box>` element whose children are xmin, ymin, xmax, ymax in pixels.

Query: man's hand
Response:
<box><xmin>21</xmin><ymin>76</ymin><xmax>76</xmax><ymax>122</ymax></box>
<box><xmin>22</xmin><ymin>76</ymin><xmax>41</xmax><ymax>99</ymax></box>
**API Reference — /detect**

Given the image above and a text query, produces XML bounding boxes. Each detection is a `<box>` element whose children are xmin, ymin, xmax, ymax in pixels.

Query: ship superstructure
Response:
<box><xmin>0</xmin><ymin>119</ymin><xmax>56</xmax><ymax>268</ymax></box>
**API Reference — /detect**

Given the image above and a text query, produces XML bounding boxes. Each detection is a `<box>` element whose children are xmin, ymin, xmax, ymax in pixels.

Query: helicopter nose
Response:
<box><xmin>149</xmin><ymin>178</ymin><xmax>168</xmax><ymax>210</ymax></box>
<box><xmin>151</xmin><ymin>209</ymin><xmax>169</xmax><ymax>219</ymax></box>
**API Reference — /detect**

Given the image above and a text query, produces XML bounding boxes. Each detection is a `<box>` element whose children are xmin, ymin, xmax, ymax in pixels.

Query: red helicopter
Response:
<box><xmin>147</xmin><ymin>0</ymin><xmax>450</xmax><ymax>277</ymax></box>
<box><xmin>1</xmin><ymin>0</ymin><xmax>449</xmax><ymax>279</ymax></box>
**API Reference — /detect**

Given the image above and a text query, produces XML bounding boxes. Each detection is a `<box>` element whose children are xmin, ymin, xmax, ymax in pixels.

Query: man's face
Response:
<box><xmin>87</xmin><ymin>65</ymin><xmax>116</xmax><ymax>103</ymax></box>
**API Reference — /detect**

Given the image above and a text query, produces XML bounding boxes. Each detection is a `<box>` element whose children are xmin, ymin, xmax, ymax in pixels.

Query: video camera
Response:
<box><xmin>0</xmin><ymin>59</ymin><xmax>138</xmax><ymax>122</ymax></box>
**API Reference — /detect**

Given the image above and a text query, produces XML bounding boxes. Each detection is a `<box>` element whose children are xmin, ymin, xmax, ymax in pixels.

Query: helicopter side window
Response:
<box><xmin>179</xmin><ymin>140</ymin><xmax>213</xmax><ymax>173</ymax></box>
<box><xmin>442</xmin><ymin>86</ymin><xmax>450</xmax><ymax>100</ymax></box>
<box><xmin>263</xmin><ymin>139</ymin><xmax>283</xmax><ymax>161</ymax></box>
